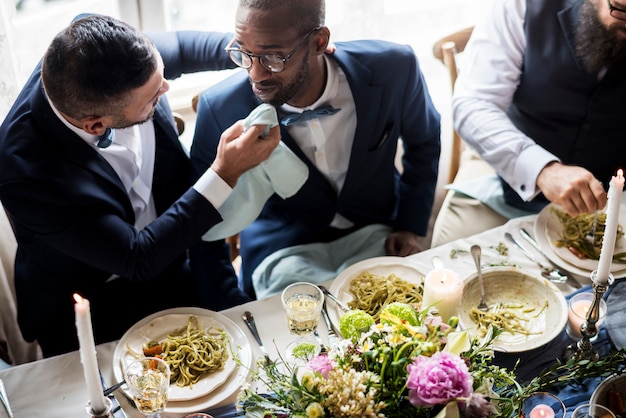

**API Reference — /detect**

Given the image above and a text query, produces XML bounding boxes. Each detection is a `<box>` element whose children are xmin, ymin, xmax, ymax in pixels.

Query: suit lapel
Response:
<box><xmin>330</xmin><ymin>51</ymin><xmax>384</xmax><ymax>197</ymax></box>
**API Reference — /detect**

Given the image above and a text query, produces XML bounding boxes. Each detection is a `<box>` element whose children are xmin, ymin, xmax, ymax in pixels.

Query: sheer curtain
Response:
<box><xmin>0</xmin><ymin>0</ymin><xmax>19</xmax><ymax>121</ymax></box>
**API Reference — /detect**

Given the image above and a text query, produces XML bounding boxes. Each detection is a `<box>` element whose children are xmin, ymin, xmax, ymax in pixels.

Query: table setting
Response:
<box><xmin>1</xmin><ymin>175</ymin><xmax>626</xmax><ymax>418</ymax></box>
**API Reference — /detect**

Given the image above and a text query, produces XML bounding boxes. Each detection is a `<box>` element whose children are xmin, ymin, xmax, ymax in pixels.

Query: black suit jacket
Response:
<box><xmin>0</xmin><ymin>30</ymin><xmax>245</xmax><ymax>355</ymax></box>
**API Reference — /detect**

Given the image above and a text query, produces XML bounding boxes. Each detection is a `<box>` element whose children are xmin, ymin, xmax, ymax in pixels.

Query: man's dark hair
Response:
<box><xmin>42</xmin><ymin>15</ymin><xmax>157</xmax><ymax>119</ymax></box>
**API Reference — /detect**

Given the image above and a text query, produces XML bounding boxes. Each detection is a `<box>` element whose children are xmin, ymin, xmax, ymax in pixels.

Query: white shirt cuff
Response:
<box><xmin>192</xmin><ymin>168</ymin><xmax>232</xmax><ymax>209</ymax></box>
<box><xmin>512</xmin><ymin>145</ymin><xmax>560</xmax><ymax>201</ymax></box>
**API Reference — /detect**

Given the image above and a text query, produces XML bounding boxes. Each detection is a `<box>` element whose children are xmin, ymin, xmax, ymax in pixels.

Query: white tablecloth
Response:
<box><xmin>0</xmin><ymin>215</ymin><xmax>588</xmax><ymax>418</ymax></box>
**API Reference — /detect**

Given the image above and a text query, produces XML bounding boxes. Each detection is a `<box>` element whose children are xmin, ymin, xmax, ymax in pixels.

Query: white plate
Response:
<box><xmin>327</xmin><ymin>256</ymin><xmax>425</xmax><ymax>330</ymax></box>
<box><xmin>541</xmin><ymin>204</ymin><xmax>626</xmax><ymax>272</ymax></box>
<box><xmin>458</xmin><ymin>267</ymin><xmax>568</xmax><ymax>352</ymax></box>
<box><xmin>534</xmin><ymin>206</ymin><xmax>626</xmax><ymax>279</ymax></box>
<box><xmin>113</xmin><ymin>308</ymin><xmax>251</xmax><ymax>412</ymax></box>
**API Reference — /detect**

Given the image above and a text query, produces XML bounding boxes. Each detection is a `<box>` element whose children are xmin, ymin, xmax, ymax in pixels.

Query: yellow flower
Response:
<box><xmin>300</xmin><ymin>370</ymin><xmax>317</xmax><ymax>391</ymax></box>
<box><xmin>306</xmin><ymin>402</ymin><xmax>325</xmax><ymax>418</ymax></box>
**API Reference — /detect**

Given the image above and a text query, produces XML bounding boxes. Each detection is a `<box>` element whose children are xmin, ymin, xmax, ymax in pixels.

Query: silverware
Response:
<box><xmin>242</xmin><ymin>311</ymin><xmax>272</xmax><ymax>365</ymax></box>
<box><xmin>470</xmin><ymin>245</ymin><xmax>489</xmax><ymax>311</ymax></box>
<box><xmin>519</xmin><ymin>228</ymin><xmax>582</xmax><ymax>289</ymax></box>
<box><xmin>321</xmin><ymin>300</ymin><xmax>341</xmax><ymax>342</ymax></box>
<box><xmin>103</xmin><ymin>379</ymin><xmax>125</xmax><ymax>396</ymax></box>
<box><xmin>99</xmin><ymin>373</ymin><xmax>128</xmax><ymax>418</ymax></box>
<box><xmin>585</xmin><ymin>211</ymin><xmax>599</xmax><ymax>251</ymax></box>
<box><xmin>0</xmin><ymin>379</ymin><xmax>14</xmax><ymax>418</ymax></box>
<box><xmin>318</xmin><ymin>285</ymin><xmax>350</xmax><ymax>312</ymax></box>
<box><xmin>505</xmin><ymin>232</ymin><xmax>574</xmax><ymax>286</ymax></box>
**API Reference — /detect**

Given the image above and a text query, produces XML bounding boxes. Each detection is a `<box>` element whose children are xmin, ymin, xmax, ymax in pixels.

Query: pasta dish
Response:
<box><xmin>134</xmin><ymin>316</ymin><xmax>230</xmax><ymax>388</ymax></box>
<box><xmin>347</xmin><ymin>270</ymin><xmax>423</xmax><ymax>319</ymax></box>
<box><xmin>551</xmin><ymin>206</ymin><xmax>625</xmax><ymax>261</ymax></box>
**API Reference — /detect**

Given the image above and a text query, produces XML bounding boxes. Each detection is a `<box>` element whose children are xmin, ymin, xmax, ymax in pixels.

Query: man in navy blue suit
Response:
<box><xmin>191</xmin><ymin>0</ymin><xmax>441</xmax><ymax>299</ymax></box>
<box><xmin>0</xmin><ymin>15</ymin><xmax>280</xmax><ymax>356</ymax></box>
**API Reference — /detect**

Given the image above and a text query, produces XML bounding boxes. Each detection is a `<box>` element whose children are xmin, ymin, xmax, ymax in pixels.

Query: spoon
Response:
<box><xmin>470</xmin><ymin>245</ymin><xmax>488</xmax><ymax>311</ymax></box>
<box><xmin>242</xmin><ymin>311</ymin><xmax>272</xmax><ymax>365</ymax></box>
<box><xmin>505</xmin><ymin>232</ymin><xmax>579</xmax><ymax>287</ymax></box>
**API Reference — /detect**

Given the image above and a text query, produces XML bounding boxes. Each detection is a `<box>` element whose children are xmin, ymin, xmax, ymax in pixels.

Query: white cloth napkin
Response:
<box><xmin>446</xmin><ymin>174</ymin><xmax>535</xmax><ymax>219</ymax></box>
<box><xmin>202</xmin><ymin>104</ymin><xmax>309</xmax><ymax>241</ymax></box>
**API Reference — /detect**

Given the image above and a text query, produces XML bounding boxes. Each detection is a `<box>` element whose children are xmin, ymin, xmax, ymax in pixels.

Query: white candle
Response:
<box><xmin>596</xmin><ymin>169</ymin><xmax>624</xmax><ymax>284</ymax></box>
<box><xmin>421</xmin><ymin>268</ymin><xmax>463</xmax><ymax>322</ymax></box>
<box><xmin>74</xmin><ymin>293</ymin><xmax>107</xmax><ymax>414</ymax></box>
<box><xmin>529</xmin><ymin>404</ymin><xmax>555</xmax><ymax>418</ymax></box>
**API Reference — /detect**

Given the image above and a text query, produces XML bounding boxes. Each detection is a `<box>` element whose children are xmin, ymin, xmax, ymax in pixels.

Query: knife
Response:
<box><xmin>321</xmin><ymin>301</ymin><xmax>342</xmax><ymax>351</ymax></box>
<box><xmin>519</xmin><ymin>228</ymin><xmax>582</xmax><ymax>289</ymax></box>
<box><xmin>0</xmin><ymin>379</ymin><xmax>14</xmax><ymax>418</ymax></box>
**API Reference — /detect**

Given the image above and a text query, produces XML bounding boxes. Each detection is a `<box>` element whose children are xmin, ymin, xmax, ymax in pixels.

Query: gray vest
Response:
<box><xmin>504</xmin><ymin>0</ymin><xmax>626</xmax><ymax>208</ymax></box>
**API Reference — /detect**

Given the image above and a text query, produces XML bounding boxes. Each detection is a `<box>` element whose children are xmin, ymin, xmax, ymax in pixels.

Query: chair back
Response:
<box><xmin>432</xmin><ymin>26</ymin><xmax>474</xmax><ymax>183</ymax></box>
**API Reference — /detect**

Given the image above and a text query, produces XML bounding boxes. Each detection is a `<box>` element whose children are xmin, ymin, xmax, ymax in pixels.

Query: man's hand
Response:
<box><xmin>385</xmin><ymin>230</ymin><xmax>422</xmax><ymax>257</ymax></box>
<box><xmin>536</xmin><ymin>162</ymin><xmax>607</xmax><ymax>216</ymax></box>
<box><xmin>211</xmin><ymin>122</ymin><xmax>281</xmax><ymax>187</ymax></box>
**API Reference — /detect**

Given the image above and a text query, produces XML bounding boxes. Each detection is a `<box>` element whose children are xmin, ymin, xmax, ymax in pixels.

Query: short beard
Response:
<box><xmin>575</xmin><ymin>0</ymin><xmax>626</xmax><ymax>75</ymax></box>
<box><xmin>259</xmin><ymin>50</ymin><xmax>311</xmax><ymax>107</ymax></box>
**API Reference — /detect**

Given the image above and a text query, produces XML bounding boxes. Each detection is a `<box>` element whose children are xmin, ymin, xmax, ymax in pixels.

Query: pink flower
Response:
<box><xmin>307</xmin><ymin>354</ymin><xmax>335</xmax><ymax>378</ymax></box>
<box><xmin>406</xmin><ymin>351</ymin><xmax>473</xmax><ymax>407</ymax></box>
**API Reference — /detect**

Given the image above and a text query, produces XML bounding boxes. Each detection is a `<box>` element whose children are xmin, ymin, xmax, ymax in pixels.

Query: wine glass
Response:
<box><xmin>124</xmin><ymin>357</ymin><xmax>170</xmax><ymax>418</ymax></box>
<box><xmin>281</xmin><ymin>282</ymin><xmax>324</xmax><ymax>364</ymax></box>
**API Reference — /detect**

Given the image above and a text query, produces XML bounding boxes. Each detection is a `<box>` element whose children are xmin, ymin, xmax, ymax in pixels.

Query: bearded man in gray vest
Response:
<box><xmin>433</xmin><ymin>0</ymin><xmax>626</xmax><ymax>246</ymax></box>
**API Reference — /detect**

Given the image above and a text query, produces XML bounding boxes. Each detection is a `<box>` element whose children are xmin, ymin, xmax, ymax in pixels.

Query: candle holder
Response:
<box><xmin>563</xmin><ymin>270</ymin><xmax>614</xmax><ymax>361</ymax></box>
<box><xmin>521</xmin><ymin>391</ymin><xmax>566</xmax><ymax>418</ymax></box>
<box><xmin>85</xmin><ymin>397</ymin><xmax>113</xmax><ymax>418</ymax></box>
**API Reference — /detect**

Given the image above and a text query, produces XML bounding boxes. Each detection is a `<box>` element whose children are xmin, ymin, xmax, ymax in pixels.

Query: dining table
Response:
<box><xmin>0</xmin><ymin>214</ymin><xmax>622</xmax><ymax>418</ymax></box>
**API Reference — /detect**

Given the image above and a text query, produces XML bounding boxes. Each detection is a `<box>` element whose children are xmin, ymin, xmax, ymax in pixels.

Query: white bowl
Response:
<box><xmin>590</xmin><ymin>373</ymin><xmax>626</xmax><ymax>416</ymax></box>
<box><xmin>458</xmin><ymin>267</ymin><xmax>568</xmax><ymax>352</ymax></box>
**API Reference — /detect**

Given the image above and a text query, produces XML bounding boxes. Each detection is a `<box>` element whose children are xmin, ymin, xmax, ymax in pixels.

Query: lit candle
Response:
<box><xmin>566</xmin><ymin>293</ymin><xmax>607</xmax><ymax>339</ymax></box>
<box><xmin>421</xmin><ymin>268</ymin><xmax>463</xmax><ymax>322</ymax></box>
<box><xmin>74</xmin><ymin>293</ymin><xmax>107</xmax><ymax>414</ymax></box>
<box><xmin>596</xmin><ymin>169</ymin><xmax>624</xmax><ymax>284</ymax></box>
<box><xmin>529</xmin><ymin>404</ymin><xmax>555</xmax><ymax>418</ymax></box>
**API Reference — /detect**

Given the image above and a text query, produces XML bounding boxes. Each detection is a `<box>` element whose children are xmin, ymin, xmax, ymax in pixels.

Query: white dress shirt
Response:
<box><xmin>281</xmin><ymin>55</ymin><xmax>357</xmax><ymax>228</ymax></box>
<box><xmin>452</xmin><ymin>0</ymin><xmax>560</xmax><ymax>201</ymax></box>
<box><xmin>48</xmin><ymin>97</ymin><xmax>231</xmax><ymax>229</ymax></box>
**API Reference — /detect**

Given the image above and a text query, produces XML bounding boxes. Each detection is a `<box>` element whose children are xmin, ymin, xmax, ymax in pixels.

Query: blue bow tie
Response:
<box><xmin>96</xmin><ymin>128</ymin><xmax>115</xmax><ymax>149</ymax></box>
<box><xmin>280</xmin><ymin>105</ymin><xmax>341</xmax><ymax>126</ymax></box>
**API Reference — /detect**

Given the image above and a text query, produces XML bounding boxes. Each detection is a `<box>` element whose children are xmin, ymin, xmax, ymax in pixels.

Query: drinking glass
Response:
<box><xmin>124</xmin><ymin>357</ymin><xmax>170</xmax><ymax>418</ymax></box>
<box><xmin>281</xmin><ymin>282</ymin><xmax>324</xmax><ymax>364</ymax></box>
<box><xmin>572</xmin><ymin>404</ymin><xmax>616</xmax><ymax>418</ymax></box>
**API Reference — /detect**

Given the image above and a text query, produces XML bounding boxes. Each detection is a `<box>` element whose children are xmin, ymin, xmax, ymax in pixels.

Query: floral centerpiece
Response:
<box><xmin>235</xmin><ymin>302</ymin><xmax>626</xmax><ymax>418</ymax></box>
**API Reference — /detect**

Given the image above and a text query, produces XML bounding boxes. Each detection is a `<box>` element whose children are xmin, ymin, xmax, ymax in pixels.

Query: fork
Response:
<box><xmin>585</xmin><ymin>211</ymin><xmax>598</xmax><ymax>251</ymax></box>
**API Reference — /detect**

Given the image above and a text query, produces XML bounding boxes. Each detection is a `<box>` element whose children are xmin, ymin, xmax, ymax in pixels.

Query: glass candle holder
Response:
<box><xmin>566</xmin><ymin>292</ymin><xmax>607</xmax><ymax>341</ymax></box>
<box><xmin>521</xmin><ymin>392</ymin><xmax>566</xmax><ymax>418</ymax></box>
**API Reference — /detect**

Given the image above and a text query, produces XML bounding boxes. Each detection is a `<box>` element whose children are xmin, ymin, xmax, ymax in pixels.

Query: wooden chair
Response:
<box><xmin>432</xmin><ymin>26</ymin><xmax>474</xmax><ymax>184</ymax></box>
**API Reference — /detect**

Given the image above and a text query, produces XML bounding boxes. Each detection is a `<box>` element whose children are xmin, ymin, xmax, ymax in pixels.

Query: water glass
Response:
<box><xmin>281</xmin><ymin>282</ymin><xmax>324</xmax><ymax>363</ymax></box>
<box><xmin>124</xmin><ymin>357</ymin><xmax>170</xmax><ymax>418</ymax></box>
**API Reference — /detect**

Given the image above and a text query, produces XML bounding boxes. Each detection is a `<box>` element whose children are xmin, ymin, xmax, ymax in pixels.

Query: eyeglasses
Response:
<box><xmin>225</xmin><ymin>27</ymin><xmax>321</xmax><ymax>73</ymax></box>
<box><xmin>608</xmin><ymin>0</ymin><xmax>626</xmax><ymax>21</ymax></box>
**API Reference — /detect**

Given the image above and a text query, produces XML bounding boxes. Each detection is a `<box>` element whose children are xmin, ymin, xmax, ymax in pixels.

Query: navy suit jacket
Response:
<box><xmin>191</xmin><ymin>40</ymin><xmax>441</xmax><ymax>297</ymax></box>
<box><xmin>0</xmin><ymin>30</ymin><xmax>245</xmax><ymax>355</ymax></box>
